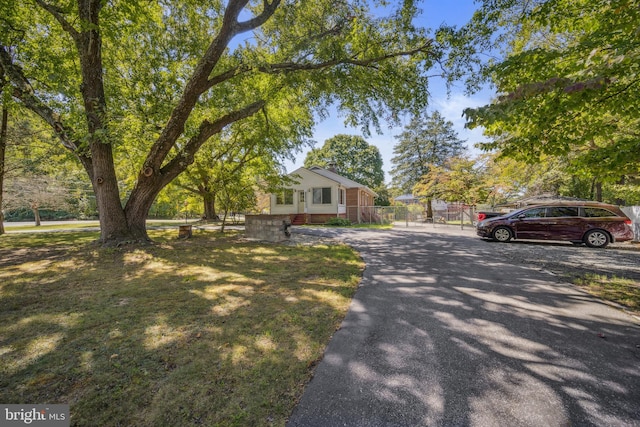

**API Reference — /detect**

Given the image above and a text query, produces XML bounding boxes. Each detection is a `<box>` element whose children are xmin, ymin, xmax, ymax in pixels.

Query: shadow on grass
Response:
<box><xmin>0</xmin><ymin>229</ymin><xmax>363</xmax><ymax>426</ymax></box>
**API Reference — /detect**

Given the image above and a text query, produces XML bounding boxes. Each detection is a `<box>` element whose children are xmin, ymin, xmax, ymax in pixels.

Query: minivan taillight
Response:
<box><xmin>478</xmin><ymin>213</ymin><xmax>487</xmax><ymax>221</ymax></box>
<box><xmin>624</xmin><ymin>219</ymin><xmax>632</xmax><ymax>225</ymax></box>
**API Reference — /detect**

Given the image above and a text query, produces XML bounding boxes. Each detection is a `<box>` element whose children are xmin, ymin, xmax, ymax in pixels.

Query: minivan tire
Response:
<box><xmin>584</xmin><ymin>229</ymin><xmax>610</xmax><ymax>248</ymax></box>
<box><xmin>492</xmin><ymin>226</ymin><xmax>513</xmax><ymax>242</ymax></box>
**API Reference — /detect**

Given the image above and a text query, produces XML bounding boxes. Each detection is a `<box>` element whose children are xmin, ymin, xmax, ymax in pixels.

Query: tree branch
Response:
<box><xmin>257</xmin><ymin>41</ymin><xmax>434</xmax><ymax>74</ymax></box>
<box><xmin>203</xmin><ymin>40</ymin><xmax>434</xmax><ymax>93</ymax></box>
<box><xmin>145</xmin><ymin>0</ymin><xmax>281</xmax><ymax>172</ymax></box>
<box><xmin>150</xmin><ymin>100</ymin><xmax>266</xmax><ymax>188</ymax></box>
<box><xmin>0</xmin><ymin>45</ymin><xmax>83</xmax><ymax>155</ymax></box>
<box><xmin>205</xmin><ymin>65</ymin><xmax>247</xmax><ymax>91</ymax></box>
<box><xmin>173</xmin><ymin>182</ymin><xmax>200</xmax><ymax>194</ymax></box>
<box><xmin>34</xmin><ymin>0</ymin><xmax>80</xmax><ymax>41</ymax></box>
<box><xmin>236</xmin><ymin>0</ymin><xmax>281</xmax><ymax>33</ymax></box>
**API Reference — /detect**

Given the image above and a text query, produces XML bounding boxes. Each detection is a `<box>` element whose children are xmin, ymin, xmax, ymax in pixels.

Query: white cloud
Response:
<box><xmin>432</xmin><ymin>92</ymin><xmax>491</xmax><ymax>152</ymax></box>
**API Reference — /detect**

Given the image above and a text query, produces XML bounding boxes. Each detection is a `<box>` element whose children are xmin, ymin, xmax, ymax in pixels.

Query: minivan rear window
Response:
<box><xmin>583</xmin><ymin>207</ymin><xmax>616</xmax><ymax>217</ymax></box>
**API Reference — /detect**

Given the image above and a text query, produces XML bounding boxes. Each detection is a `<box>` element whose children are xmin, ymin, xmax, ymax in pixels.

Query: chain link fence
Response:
<box><xmin>346</xmin><ymin>204</ymin><xmax>477</xmax><ymax>227</ymax></box>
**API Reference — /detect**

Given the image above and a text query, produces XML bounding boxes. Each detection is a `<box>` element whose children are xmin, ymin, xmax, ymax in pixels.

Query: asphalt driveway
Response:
<box><xmin>287</xmin><ymin>225</ymin><xmax>640</xmax><ymax>426</ymax></box>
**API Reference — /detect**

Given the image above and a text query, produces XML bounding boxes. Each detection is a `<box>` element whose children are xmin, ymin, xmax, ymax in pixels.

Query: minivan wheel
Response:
<box><xmin>492</xmin><ymin>226</ymin><xmax>513</xmax><ymax>242</ymax></box>
<box><xmin>584</xmin><ymin>229</ymin><xmax>610</xmax><ymax>248</ymax></box>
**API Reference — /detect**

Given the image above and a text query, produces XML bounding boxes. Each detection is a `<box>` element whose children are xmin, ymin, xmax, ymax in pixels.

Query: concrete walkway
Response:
<box><xmin>287</xmin><ymin>225</ymin><xmax>640</xmax><ymax>427</ymax></box>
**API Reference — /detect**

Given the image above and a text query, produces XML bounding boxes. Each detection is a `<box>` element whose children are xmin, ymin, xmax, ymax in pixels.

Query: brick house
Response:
<box><xmin>270</xmin><ymin>166</ymin><xmax>377</xmax><ymax>225</ymax></box>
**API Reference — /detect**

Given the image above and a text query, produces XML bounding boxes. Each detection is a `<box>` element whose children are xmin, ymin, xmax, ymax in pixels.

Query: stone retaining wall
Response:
<box><xmin>245</xmin><ymin>215</ymin><xmax>291</xmax><ymax>242</ymax></box>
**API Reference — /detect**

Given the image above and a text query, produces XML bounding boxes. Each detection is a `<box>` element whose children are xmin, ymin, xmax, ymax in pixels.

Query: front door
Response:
<box><xmin>298</xmin><ymin>190</ymin><xmax>306</xmax><ymax>213</ymax></box>
<box><xmin>512</xmin><ymin>207</ymin><xmax>549</xmax><ymax>239</ymax></box>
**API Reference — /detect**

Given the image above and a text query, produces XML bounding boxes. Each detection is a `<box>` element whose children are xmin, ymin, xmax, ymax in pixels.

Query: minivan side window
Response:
<box><xmin>548</xmin><ymin>206</ymin><xmax>579</xmax><ymax>217</ymax></box>
<box><xmin>583</xmin><ymin>207</ymin><xmax>615</xmax><ymax>217</ymax></box>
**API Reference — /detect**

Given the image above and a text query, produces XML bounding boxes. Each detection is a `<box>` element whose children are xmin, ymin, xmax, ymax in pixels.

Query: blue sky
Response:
<box><xmin>283</xmin><ymin>0</ymin><xmax>493</xmax><ymax>183</ymax></box>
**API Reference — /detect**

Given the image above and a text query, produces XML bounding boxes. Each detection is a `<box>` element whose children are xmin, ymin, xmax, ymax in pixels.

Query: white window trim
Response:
<box><xmin>312</xmin><ymin>187</ymin><xmax>332</xmax><ymax>205</ymax></box>
<box><xmin>275</xmin><ymin>189</ymin><xmax>294</xmax><ymax>205</ymax></box>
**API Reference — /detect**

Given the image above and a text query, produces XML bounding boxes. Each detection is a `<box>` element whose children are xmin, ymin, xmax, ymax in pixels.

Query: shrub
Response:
<box><xmin>4</xmin><ymin>208</ymin><xmax>75</xmax><ymax>222</ymax></box>
<box><xmin>325</xmin><ymin>217</ymin><xmax>352</xmax><ymax>226</ymax></box>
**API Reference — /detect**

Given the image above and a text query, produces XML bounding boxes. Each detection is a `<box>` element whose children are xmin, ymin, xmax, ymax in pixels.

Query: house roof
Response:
<box><xmin>395</xmin><ymin>194</ymin><xmax>418</xmax><ymax>202</ymax></box>
<box><xmin>293</xmin><ymin>166</ymin><xmax>377</xmax><ymax>196</ymax></box>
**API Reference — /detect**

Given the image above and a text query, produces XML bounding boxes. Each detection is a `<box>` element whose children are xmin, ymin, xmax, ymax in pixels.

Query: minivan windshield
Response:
<box><xmin>506</xmin><ymin>207</ymin><xmax>528</xmax><ymax>218</ymax></box>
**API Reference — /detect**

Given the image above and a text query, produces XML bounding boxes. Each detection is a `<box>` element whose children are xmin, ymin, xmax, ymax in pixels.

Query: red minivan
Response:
<box><xmin>476</xmin><ymin>202</ymin><xmax>634</xmax><ymax>248</ymax></box>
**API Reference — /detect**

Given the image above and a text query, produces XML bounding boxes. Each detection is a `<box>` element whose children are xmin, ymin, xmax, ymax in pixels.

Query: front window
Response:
<box><xmin>520</xmin><ymin>207</ymin><xmax>546</xmax><ymax>218</ymax></box>
<box><xmin>312</xmin><ymin>187</ymin><xmax>332</xmax><ymax>204</ymax></box>
<box><xmin>276</xmin><ymin>189</ymin><xmax>294</xmax><ymax>205</ymax></box>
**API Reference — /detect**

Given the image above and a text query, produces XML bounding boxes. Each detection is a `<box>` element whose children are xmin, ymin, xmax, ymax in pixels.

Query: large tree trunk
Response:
<box><xmin>123</xmin><ymin>172</ymin><xmax>174</xmax><ymax>244</ymax></box>
<box><xmin>203</xmin><ymin>192</ymin><xmax>218</xmax><ymax>221</ymax></box>
<box><xmin>32</xmin><ymin>204</ymin><xmax>41</xmax><ymax>226</ymax></box>
<box><xmin>75</xmin><ymin>0</ymin><xmax>138</xmax><ymax>245</ymax></box>
<box><xmin>592</xmin><ymin>180</ymin><xmax>603</xmax><ymax>202</ymax></box>
<box><xmin>0</xmin><ymin>105</ymin><xmax>6</xmax><ymax>235</ymax></box>
<box><xmin>614</xmin><ymin>177</ymin><xmax>626</xmax><ymax>206</ymax></box>
<box><xmin>425</xmin><ymin>198</ymin><xmax>433</xmax><ymax>220</ymax></box>
<box><xmin>90</xmin><ymin>143</ymin><xmax>137</xmax><ymax>244</ymax></box>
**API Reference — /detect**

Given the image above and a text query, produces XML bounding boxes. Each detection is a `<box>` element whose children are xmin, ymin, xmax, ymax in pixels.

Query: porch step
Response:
<box><xmin>291</xmin><ymin>214</ymin><xmax>306</xmax><ymax>225</ymax></box>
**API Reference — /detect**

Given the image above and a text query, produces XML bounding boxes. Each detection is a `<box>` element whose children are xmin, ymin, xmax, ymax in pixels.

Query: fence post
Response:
<box><xmin>405</xmin><ymin>205</ymin><xmax>409</xmax><ymax>228</ymax></box>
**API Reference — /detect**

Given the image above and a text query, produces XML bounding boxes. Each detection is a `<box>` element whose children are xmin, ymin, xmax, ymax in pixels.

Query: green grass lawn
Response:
<box><xmin>3</xmin><ymin>222</ymin><xmax>100</xmax><ymax>231</ymax></box>
<box><xmin>2</xmin><ymin>219</ymin><xmax>202</xmax><ymax>232</ymax></box>
<box><xmin>0</xmin><ymin>229</ymin><xmax>364</xmax><ymax>426</ymax></box>
<box><xmin>573</xmin><ymin>274</ymin><xmax>640</xmax><ymax>315</ymax></box>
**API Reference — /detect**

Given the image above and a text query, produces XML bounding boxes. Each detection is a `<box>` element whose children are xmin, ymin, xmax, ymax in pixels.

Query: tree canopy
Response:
<box><xmin>1</xmin><ymin>0</ymin><xmax>444</xmax><ymax>245</ymax></box>
<box><xmin>414</xmin><ymin>156</ymin><xmax>486</xmax><ymax>206</ymax></box>
<box><xmin>176</xmin><ymin>114</ymin><xmax>290</xmax><ymax>220</ymax></box>
<box><xmin>303</xmin><ymin>134</ymin><xmax>384</xmax><ymax>189</ymax></box>
<box><xmin>462</xmin><ymin>0</ymin><xmax>640</xmax><ymax>185</ymax></box>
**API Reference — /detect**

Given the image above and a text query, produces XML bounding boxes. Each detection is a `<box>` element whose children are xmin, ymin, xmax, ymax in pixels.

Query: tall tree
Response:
<box><xmin>1</xmin><ymin>0</ymin><xmax>442</xmax><ymax>245</ymax></box>
<box><xmin>303</xmin><ymin>134</ymin><xmax>384</xmax><ymax>188</ymax></box>
<box><xmin>0</xmin><ymin>101</ymin><xmax>6</xmax><ymax>235</ymax></box>
<box><xmin>0</xmin><ymin>66</ymin><xmax>8</xmax><ymax>234</ymax></box>
<box><xmin>462</xmin><ymin>0</ymin><xmax>640</xmax><ymax>187</ymax></box>
<box><xmin>391</xmin><ymin>111</ymin><xmax>466</xmax><ymax>193</ymax></box>
<box><xmin>390</xmin><ymin>111</ymin><xmax>465</xmax><ymax>216</ymax></box>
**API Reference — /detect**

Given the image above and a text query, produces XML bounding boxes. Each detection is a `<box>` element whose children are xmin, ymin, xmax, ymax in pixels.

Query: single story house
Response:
<box><xmin>270</xmin><ymin>166</ymin><xmax>377</xmax><ymax>225</ymax></box>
